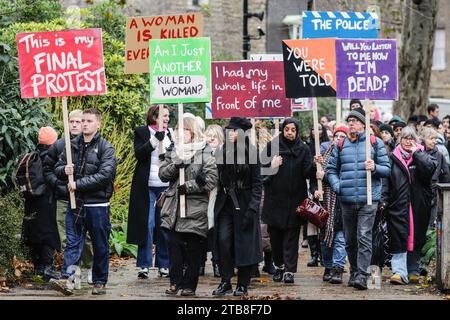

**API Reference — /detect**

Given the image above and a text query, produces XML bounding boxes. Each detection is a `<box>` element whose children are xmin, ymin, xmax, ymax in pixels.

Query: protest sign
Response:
<box><xmin>149</xmin><ymin>37</ymin><xmax>211</xmax><ymax>104</ymax></box>
<box><xmin>302</xmin><ymin>11</ymin><xmax>378</xmax><ymax>39</ymax></box>
<box><xmin>17</xmin><ymin>28</ymin><xmax>106</xmax><ymax>98</ymax></box>
<box><xmin>125</xmin><ymin>13</ymin><xmax>203</xmax><ymax>74</ymax></box>
<box><xmin>291</xmin><ymin>98</ymin><xmax>312</xmax><ymax>112</ymax></box>
<box><xmin>211</xmin><ymin>61</ymin><xmax>291</xmax><ymax>119</ymax></box>
<box><xmin>250</xmin><ymin>54</ymin><xmax>283</xmax><ymax>61</ymax></box>
<box><xmin>282</xmin><ymin>39</ymin><xmax>336</xmax><ymax>98</ymax></box>
<box><xmin>335</xmin><ymin>39</ymin><xmax>398</xmax><ymax>100</ymax></box>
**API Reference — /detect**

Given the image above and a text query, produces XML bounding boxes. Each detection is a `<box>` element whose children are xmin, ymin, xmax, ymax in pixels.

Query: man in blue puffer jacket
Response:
<box><xmin>326</xmin><ymin>107</ymin><xmax>390</xmax><ymax>290</ymax></box>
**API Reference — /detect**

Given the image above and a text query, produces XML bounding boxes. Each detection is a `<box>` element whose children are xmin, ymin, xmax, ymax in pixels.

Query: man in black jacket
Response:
<box><xmin>43</xmin><ymin>109</ymin><xmax>94</xmax><ymax>277</ymax></box>
<box><xmin>50</xmin><ymin>109</ymin><xmax>116</xmax><ymax>296</ymax></box>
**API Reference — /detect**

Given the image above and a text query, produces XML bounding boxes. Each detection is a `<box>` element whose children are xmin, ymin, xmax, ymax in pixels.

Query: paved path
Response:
<box><xmin>0</xmin><ymin>248</ymin><xmax>444</xmax><ymax>300</ymax></box>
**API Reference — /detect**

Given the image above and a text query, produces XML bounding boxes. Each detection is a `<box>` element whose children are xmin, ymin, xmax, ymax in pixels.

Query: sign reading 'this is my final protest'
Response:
<box><xmin>16</xmin><ymin>28</ymin><xmax>107</xmax><ymax>98</ymax></box>
<box><xmin>149</xmin><ymin>37</ymin><xmax>211</xmax><ymax>104</ymax></box>
<box><xmin>125</xmin><ymin>13</ymin><xmax>203</xmax><ymax>74</ymax></box>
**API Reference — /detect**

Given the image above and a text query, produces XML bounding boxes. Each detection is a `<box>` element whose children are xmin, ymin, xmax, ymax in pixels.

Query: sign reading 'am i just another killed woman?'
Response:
<box><xmin>149</xmin><ymin>37</ymin><xmax>211</xmax><ymax>104</ymax></box>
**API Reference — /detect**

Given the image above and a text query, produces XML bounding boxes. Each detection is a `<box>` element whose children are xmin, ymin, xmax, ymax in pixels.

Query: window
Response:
<box><xmin>432</xmin><ymin>29</ymin><xmax>446</xmax><ymax>70</ymax></box>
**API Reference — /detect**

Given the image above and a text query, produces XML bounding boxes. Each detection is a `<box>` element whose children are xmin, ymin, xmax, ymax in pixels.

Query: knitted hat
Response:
<box><xmin>379</xmin><ymin>123</ymin><xmax>394</xmax><ymax>137</ymax></box>
<box><xmin>346</xmin><ymin>108</ymin><xmax>366</xmax><ymax>125</ymax></box>
<box><xmin>225</xmin><ymin>117</ymin><xmax>252</xmax><ymax>130</ymax></box>
<box><xmin>393</xmin><ymin>121</ymin><xmax>407</xmax><ymax>131</ymax></box>
<box><xmin>334</xmin><ymin>125</ymin><xmax>349</xmax><ymax>136</ymax></box>
<box><xmin>388</xmin><ymin>115</ymin><xmax>403</xmax><ymax>125</ymax></box>
<box><xmin>38</xmin><ymin>126</ymin><xmax>57</xmax><ymax>145</ymax></box>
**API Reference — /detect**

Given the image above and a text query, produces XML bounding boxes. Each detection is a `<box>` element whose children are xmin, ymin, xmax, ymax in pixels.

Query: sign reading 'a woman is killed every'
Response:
<box><xmin>149</xmin><ymin>37</ymin><xmax>211</xmax><ymax>104</ymax></box>
<box><xmin>125</xmin><ymin>13</ymin><xmax>203</xmax><ymax>74</ymax></box>
<box><xmin>16</xmin><ymin>28</ymin><xmax>107</xmax><ymax>98</ymax></box>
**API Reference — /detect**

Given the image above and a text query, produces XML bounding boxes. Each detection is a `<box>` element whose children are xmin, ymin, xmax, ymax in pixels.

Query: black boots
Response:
<box><xmin>262</xmin><ymin>251</ymin><xmax>276</xmax><ymax>275</ymax></box>
<box><xmin>273</xmin><ymin>266</ymin><xmax>285</xmax><ymax>282</ymax></box>
<box><xmin>212</xmin><ymin>281</ymin><xmax>233</xmax><ymax>296</ymax></box>
<box><xmin>323</xmin><ymin>268</ymin><xmax>332</xmax><ymax>282</ymax></box>
<box><xmin>329</xmin><ymin>267</ymin><xmax>343</xmax><ymax>284</ymax></box>
<box><xmin>307</xmin><ymin>236</ymin><xmax>320</xmax><ymax>267</ymax></box>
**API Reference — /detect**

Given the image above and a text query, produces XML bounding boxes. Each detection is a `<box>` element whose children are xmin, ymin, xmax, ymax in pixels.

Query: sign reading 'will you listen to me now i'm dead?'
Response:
<box><xmin>149</xmin><ymin>37</ymin><xmax>211</xmax><ymax>104</ymax></box>
<box><xmin>16</xmin><ymin>28</ymin><xmax>107</xmax><ymax>98</ymax></box>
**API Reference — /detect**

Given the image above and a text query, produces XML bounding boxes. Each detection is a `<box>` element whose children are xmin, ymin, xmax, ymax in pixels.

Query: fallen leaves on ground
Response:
<box><xmin>12</xmin><ymin>256</ymin><xmax>34</xmax><ymax>278</ymax></box>
<box><xmin>240</xmin><ymin>293</ymin><xmax>296</xmax><ymax>300</ymax></box>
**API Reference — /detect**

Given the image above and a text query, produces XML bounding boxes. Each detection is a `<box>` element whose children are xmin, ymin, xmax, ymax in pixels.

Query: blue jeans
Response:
<box><xmin>391</xmin><ymin>252</ymin><xmax>408</xmax><ymax>283</ymax></box>
<box><xmin>340</xmin><ymin>202</ymin><xmax>378</xmax><ymax>276</ymax></box>
<box><xmin>136</xmin><ymin>187</ymin><xmax>169</xmax><ymax>268</ymax></box>
<box><xmin>321</xmin><ymin>230</ymin><xmax>347</xmax><ymax>269</ymax></box>
<box><xmin>62</xmin><ymin>205</ymin><xmax>111</xmax><ymax>285</ymax></box>
<box><xmin>407</xmin><ymin>249</ymin><xmax>421</xmax><ymax>276</ymax></box>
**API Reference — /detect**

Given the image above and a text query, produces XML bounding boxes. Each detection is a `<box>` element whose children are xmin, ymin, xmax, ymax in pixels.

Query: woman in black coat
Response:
<box><xmin>380</xmin><ymin>127</ymin><xmax>437</xmax><ymax>285</ymax></box>
<box><xmin>262</xmin><ymin>118</ymin><xmax>316</xmax><ymax>283</ymax></box>
<box><xmin>212</xmin><ymin>117</ymin><xmax>263</xmax><ymax>297</ymax></box>
<box><xmin>126</xmin><ymin>105</ymin><xmax>173</xmax><ymax>278</ymax></box>
<box><xmin>421</xmin><ymin>127</ymin><xmax>450</xmax><ymax>227</ymax></box>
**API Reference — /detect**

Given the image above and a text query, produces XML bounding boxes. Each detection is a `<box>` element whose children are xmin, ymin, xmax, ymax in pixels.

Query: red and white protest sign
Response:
<box><xmin>17</xmin><ymin>28</ymin><xmax>107</xmax><ymax>98</ymax></box>
<box><xmin>211</xmin><ymin>61</ymin><xmax>291</xmax><ymax>119</ymax></box>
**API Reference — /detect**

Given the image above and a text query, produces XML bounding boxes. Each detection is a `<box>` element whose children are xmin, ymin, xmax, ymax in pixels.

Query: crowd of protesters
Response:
<box><xmin>19</xmin><ymin>100</ymin><xmax>450</xmax><ymax>297</ymax></box>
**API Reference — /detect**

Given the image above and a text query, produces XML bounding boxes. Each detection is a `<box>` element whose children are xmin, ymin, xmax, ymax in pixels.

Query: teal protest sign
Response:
<box><xmin>149</xmin><ymin>37</ymin><xmax>211</xmax><ymax>103</ymax></box>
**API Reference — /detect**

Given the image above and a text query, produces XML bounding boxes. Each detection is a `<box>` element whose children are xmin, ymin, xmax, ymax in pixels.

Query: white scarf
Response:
<box><xmin>175</xmin><ymin>139</ymin><xmax>206</xmax><ymax>161</ymax></box>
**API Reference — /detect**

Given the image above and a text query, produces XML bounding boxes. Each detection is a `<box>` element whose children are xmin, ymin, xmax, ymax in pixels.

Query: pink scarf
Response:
<box><xmin>392</xmin><ymin>144</ymin><xmax>424</xmax><ymax>252</ymax></box>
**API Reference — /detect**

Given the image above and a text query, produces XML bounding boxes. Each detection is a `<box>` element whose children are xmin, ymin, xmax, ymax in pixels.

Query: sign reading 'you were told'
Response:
<box><xmin>149</xmin><ymin>37</ymin><xmax>211</xmax><ymax>104</ymax></box>
<box><xmin>16</xmin><ymin>28</ymin><xmax>107</xmax><ymax>98</ymax></box>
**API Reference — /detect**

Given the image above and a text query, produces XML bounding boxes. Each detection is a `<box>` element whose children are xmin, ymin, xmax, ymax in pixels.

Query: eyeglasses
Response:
<box><xmin>347</xmin><ymin>118</ymin><xmax>359</xmax><ymax>123</ymax></box>
<box><xmin>402</xmin><ymin>137</ymin><xmax>416</xmax><ymax>141</ymax></box>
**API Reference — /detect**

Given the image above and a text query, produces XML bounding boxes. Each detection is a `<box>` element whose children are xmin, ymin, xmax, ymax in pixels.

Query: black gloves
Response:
<box><xmin>174</xmin><ymin>161</ymin><xmax>189</xmax><ymax>169</ymax></box>
<box><xmin>154</xmin><ymin>131</ymin><xmax>165</xmax><ymax>141</ymax></box>
<box><xmin>195</xmin><ymin>171</ymin><xmax>207</xmax><ymax>187</ymax></box>
<box><xmin>158</xmin><ymin>153</ymin><xmax>165</xmax><ymax>161</ymax></box>
<box><xmin>177</xmin><ymin>184</ymin><xmax>187</xmax><ymax>195</ymax></box>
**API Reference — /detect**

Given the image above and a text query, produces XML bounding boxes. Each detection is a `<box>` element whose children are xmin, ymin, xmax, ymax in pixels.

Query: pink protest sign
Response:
<box><xmin>17</xmin><ymin>28</ymin><xmax>107</xmax><ymax>98</ymax></box>
<box><xmin>211</xmin><ymin>61</ymin><xmax>291</xmax><ymax>119</ymax></box>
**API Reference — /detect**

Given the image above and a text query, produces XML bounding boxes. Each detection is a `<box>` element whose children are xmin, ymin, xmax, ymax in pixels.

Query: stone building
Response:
<box><xmin>62</xmin><ymin>0</ymin><xmax>450</xmax><ymax>104</ymax></box>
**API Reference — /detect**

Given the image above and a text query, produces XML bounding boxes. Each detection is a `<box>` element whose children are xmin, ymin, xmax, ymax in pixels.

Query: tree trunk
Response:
<box><xmin>393</xmin><ymin>0</ymin><xmax>438</xmax><ymax>120</ymax></box>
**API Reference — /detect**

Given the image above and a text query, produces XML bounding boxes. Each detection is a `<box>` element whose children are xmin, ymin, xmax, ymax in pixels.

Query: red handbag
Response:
<box><xmin>296</xmin><ymin>198</ymin><xmax>330</xmax><ymax>229</ymax></box>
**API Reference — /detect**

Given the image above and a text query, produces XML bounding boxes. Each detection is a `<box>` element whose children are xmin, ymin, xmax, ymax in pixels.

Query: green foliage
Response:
<box><xmin>0</xmin><ymin>190</ymin><xmax>28</xmax><ymax>276</ymax></box>
<box><xmin>82</xmin><ymin>0</ymin><xmax>127</xmax><ymax>42</ymax></box>
<box><xmin>109</xmin><ymin>222</ymin><xmax>137</xmax><ymax>258</ymax></box>
<box><xmin>421</xmin><ymin>228</ymin><xmax>437</xmax><ymax>265</ymax></box>
<box><xmin>0</xmin><ymin>0</ymin><xmax>63</xmax><ymax>28</ymax></box>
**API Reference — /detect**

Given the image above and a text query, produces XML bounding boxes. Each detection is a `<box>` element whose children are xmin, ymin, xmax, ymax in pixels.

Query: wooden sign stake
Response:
<box><xmin>62</xmin><ymin>97</ymin><xmax>76</xmax><ymax>209</ymax></box>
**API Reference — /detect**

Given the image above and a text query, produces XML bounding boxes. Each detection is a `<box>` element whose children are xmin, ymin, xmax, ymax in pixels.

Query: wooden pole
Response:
<box><xmin>312</xmin><ymin>98</ymin><xmax>323</xmax><ymax>200</ymax></box>
<box><xmin>250</xmin><ymin>118</ymin><xmax>256</xmax><ymax>146</ymax></box>
<box><xmin>336</xmin><ymin>99</ymin><xmax>342</xmax><ymax>125</ymax></box>
<box><xmin>62</xmin><ymin>97</ymin><xmax>76</xmax><ymax>209</ymax></box>
<box><xmin>178</xmin><ymin>102</ymin><xmax>186</xmax><ymax>218</ymax></box>
<box><xmin>274</xmin><ymin>119</ymin><xmax>280</xmax><ymax>136</ymax></box>
<box><xmin>158</xmin><ymin>104</ymin><xmax>164</xmax><ymax>154</ymax></box>
<box><xmin>364</xmin><ymin>99</ymin><xmax>372</xmax><ymax>205</ymax></box>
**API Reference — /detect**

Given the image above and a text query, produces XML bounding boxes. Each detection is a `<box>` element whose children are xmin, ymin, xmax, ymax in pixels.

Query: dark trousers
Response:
<box><xmin>168</xmin><ymin>230</ymin><xmax>205</xmax><ymax>291</ymax></box>
<box><xmin>62</xmin><ymin>206</ymin><xmax>111</xmax><ymax>285</ymax></box>
<box><xmin>340</xmin><ymin>202</ymin><xmax>378</xmax><ymax>276</ymax></box>
<box><xmin>217</xmin><ymin>210</ymin><xmax>253</xmax><ymax>287</ymax></box>
<box><xmin>268</xmin><ymin>226</ymin><xmax>301</xmax><ymax>272</ymax></box>
<box><xmin>30</xmin><ymin>243</ymin><xmax>54</xmax><ymax>267</ymax></box>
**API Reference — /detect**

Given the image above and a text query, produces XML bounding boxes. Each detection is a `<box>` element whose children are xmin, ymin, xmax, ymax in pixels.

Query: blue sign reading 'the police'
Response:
<box><xmin>302</xmin><ymin>11</ymin><xmax>378</xmax><ymax>39</ymax></box>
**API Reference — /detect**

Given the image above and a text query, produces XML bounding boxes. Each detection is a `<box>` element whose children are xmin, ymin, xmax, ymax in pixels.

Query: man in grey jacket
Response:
<box><xmin>326</xmin><ymin>108</ymin><xmax>390</xmax><ymax>290</ymax></box>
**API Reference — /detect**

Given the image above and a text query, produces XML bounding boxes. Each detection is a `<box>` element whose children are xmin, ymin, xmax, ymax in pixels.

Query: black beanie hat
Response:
<box><xmin>379</xmin><ymin>123</ymin><xmax>394</xmax><ymax>137</ymax></box>
<box><xmin>225</xmin><ymin>117</ymin><xmax>252</xmax><ymax>130</ymax></box>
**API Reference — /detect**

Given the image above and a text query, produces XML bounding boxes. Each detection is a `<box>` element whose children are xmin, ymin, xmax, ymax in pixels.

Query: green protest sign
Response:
<box><xmin>149</xmin><ymin>37</ymin><xmax>211</xmax><ymax>103</ymax></box>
